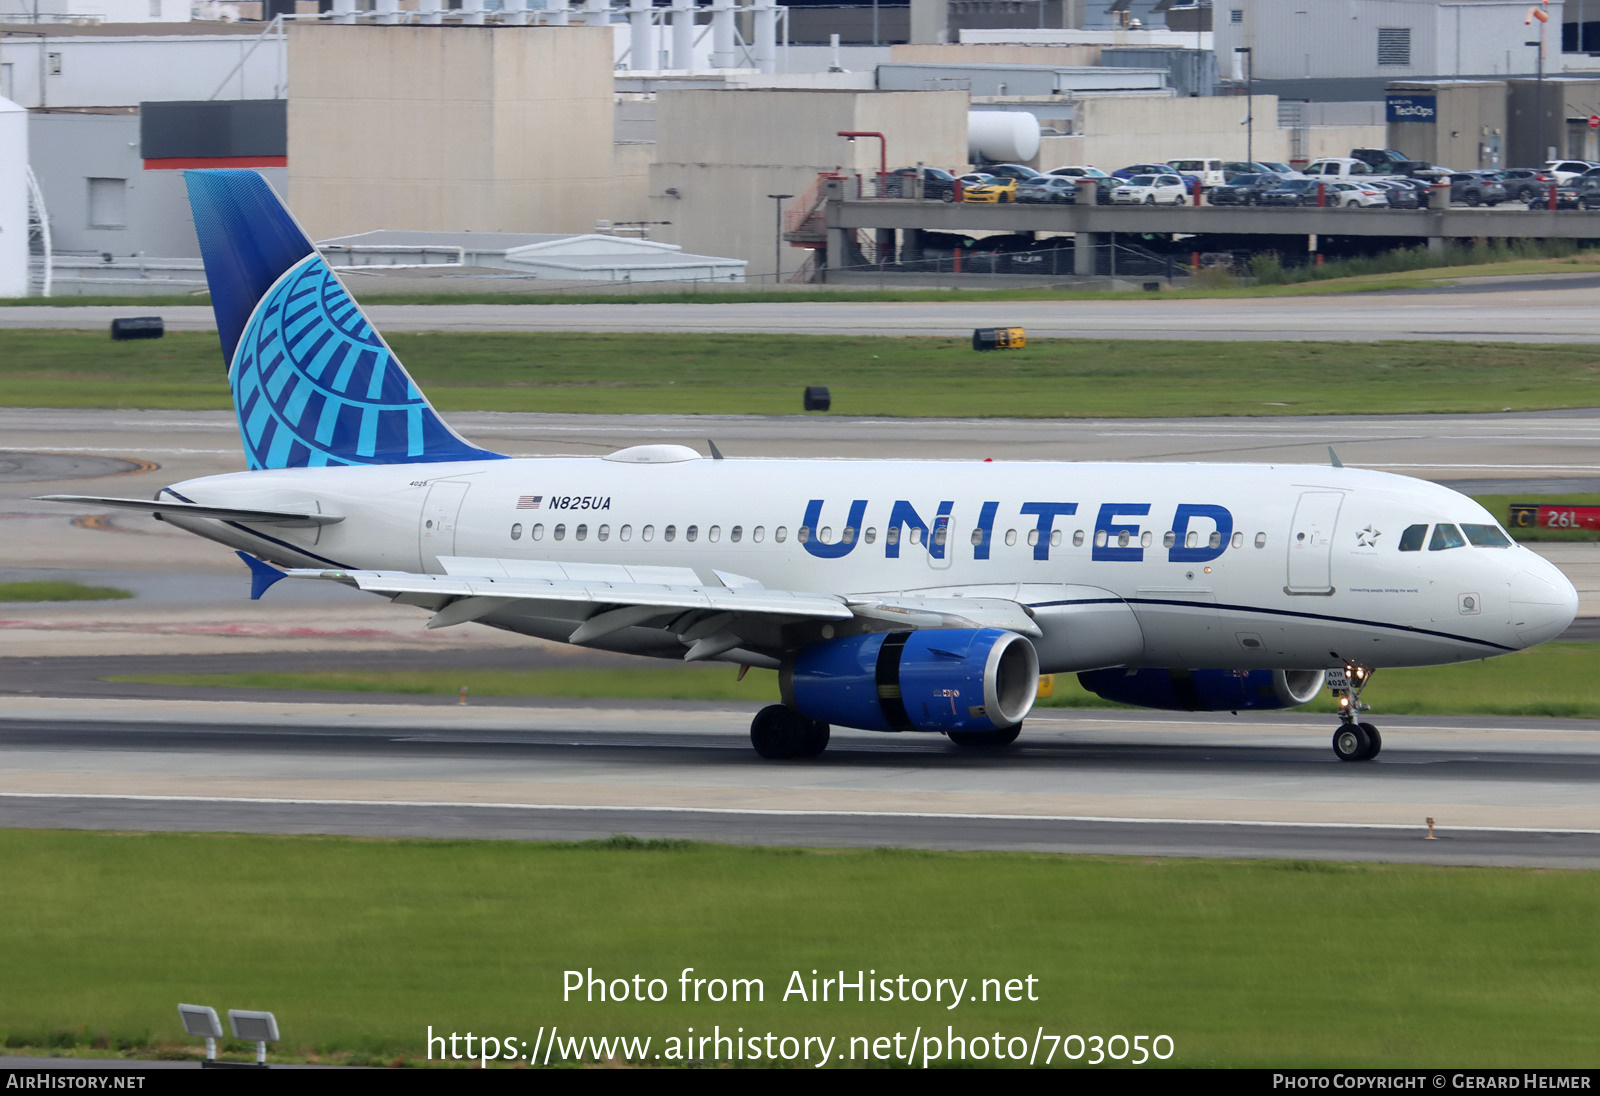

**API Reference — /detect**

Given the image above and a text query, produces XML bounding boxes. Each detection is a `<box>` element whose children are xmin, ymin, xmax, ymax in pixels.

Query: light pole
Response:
<box><xmin>1527</xmin><ymin>2</ymin><xmax>1550</xmax><ymax>162</ymax></box>
<box><xmin>1234</xmin><ymin>46</ymin><xmax>1253</xmax><ymax>165</ymax></box>
<box><xmin>767</xmin><ymin>193</ymin><xmax>792</xmax><ymax>285</ymax></box>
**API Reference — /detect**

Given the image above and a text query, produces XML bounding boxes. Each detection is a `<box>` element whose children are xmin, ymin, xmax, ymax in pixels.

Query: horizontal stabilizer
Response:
<box><xmin>32</xmin><ymin>494</ymin><xmax>343</xmax><ymax>526</ymax></box>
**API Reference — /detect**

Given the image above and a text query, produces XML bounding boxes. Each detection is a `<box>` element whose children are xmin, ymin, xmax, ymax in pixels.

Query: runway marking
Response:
<box><xmin>4</xmin><ymin>792</ymin><xmax>1597</xmax><ymax>835</ymax></box>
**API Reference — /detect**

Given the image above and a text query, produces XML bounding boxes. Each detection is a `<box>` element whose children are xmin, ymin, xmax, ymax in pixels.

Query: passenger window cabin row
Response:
<box><xmin>505</xmin><ymin>521</ymin><xmax>1278</xmax><ymax>551</ymax></box>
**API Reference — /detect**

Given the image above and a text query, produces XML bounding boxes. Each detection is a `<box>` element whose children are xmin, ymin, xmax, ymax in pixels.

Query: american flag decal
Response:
<box><xmin>516</xmin><ymin>495</ymin><xmax>543</xmax><ymax>509</ymax></box>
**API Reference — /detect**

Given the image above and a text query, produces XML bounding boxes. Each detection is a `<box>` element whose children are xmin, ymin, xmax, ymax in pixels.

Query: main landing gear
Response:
<box><xmin>750</xmin><ymin>704</ymin><xmax>830</xmax><ymax>759</ymax></box>
<box><xmin>948</xmin><ymin>725</ymin><xmax>1022</xmax><ymax>749</ymax></box>
<box><xmin>1329</xmin><ymin>662</ymin><xmax>1382</xmax><ymax>762</ymax></box>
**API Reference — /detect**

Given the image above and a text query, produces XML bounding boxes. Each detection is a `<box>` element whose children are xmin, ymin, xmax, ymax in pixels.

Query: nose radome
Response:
<box><xmin>1510</xmin><ymin>566</ymin><xmax>1579</xmax><ymax>647</ymax></box>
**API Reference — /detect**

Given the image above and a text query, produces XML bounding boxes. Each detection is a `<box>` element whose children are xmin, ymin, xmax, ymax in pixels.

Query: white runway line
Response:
<box><xmin>3</xmin><ymin>791</ymin><xmax>1596</xmax><ymax>834</ymax></box>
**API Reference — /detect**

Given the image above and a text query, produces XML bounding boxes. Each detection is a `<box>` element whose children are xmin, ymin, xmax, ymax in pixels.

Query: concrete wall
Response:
<box><xmin>891</xmin><ymin>43</ymin><xmax>1102</xmax><ymax>66</ymax></box>
<box><xmin>608</xmin><ymin>141</ymin><xmax>656</xmax><ymax>228</ymax></box>
<box><xmin>0</xmin><ymin>96</ymin><xmax>25</xmax><ymax>297</ymax></box>
<box><xmin>1507</xmin><ymin>77</ymin><xmax>1576</xmax><ymax>164</ymax></box>
<box><xmin>0</xmin><ymin>28</ymin><xmax>279</xmax><ymax>108</ymax></box>
<box><xmin>287</xmin><ymin>24</ymin><xmax>617</xmax><ymax>239</ymax></box>
<box><xmin>27</xmin><ymin>110</ymin><xmax>270</xmax><ymax>258</ymax></box>
<box><xmin>1298</xmin><ymin>124</ymin><xmax>1388</xmax><ymax>162</ymax></box>
<box><xmin>1214</xmin><ymin>0</ymin><xmax>1563</xmax><ymax>82</ymax></box>
<box><xmin>1035</xmin><ymin>93</ymin><xmax>1288</xmax><ymax>168</ymax></box>
<box><xmin>0</xmin><ymin>0</ymin><xmax>190</xmax><ymax>21</ymax></box>
<box><xmin>1387</xmin><ymin>81</ymin><xmax>1508</xmax><ymax>169</ymax></box>
<box><xmin>648</xmin><ymin>88</ymin><xmax>967</xmax><ymax>276</ymax></box>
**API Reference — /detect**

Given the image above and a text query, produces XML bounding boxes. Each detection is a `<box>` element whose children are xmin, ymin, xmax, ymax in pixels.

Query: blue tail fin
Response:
<box><xmin>185</xmin><ymin>170</ymin><xmax>503</xmax><ymax>470</ymax></box>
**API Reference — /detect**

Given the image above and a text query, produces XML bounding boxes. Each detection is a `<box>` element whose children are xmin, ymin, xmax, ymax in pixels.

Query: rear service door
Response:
<box><xmin>420</xmin><ymin>480</ymin><xmax>470</xmax><ymax>572</ymax></box>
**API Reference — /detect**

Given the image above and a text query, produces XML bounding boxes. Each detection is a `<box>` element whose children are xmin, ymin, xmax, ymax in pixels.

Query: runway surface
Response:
<box><xmin>5</xmin><ymin>292</ymin><xmax>1600</xmax><ymax>866</ymax></box>
<box><xmin>6</xmin><ymin>275</ymin><xmax>1600</xmax><ymax>341</ymax></box>
<box><xmin>2</xmin><ymin>697</ymin><xmax>1597</xmax><ymax>867</ymax></box>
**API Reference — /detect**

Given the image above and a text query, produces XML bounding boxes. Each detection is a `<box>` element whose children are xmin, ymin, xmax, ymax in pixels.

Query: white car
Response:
<box><xmin>1544</xmin><ymin>160</ymin><xmax>1599</xmax><ymax>184</ymax></box>
<box><xmin>1112</xmin><ymin>173</ymin><xmax>1187</xmax><ymax>205</ymax></box>
<box><xmin>1303</xmin><ymin>157</ymin><xmax>1379</xmax><ymax>179</ymax></box>
<box><xmin>1166</xmin><ymin>157</ymin><xmax>1226</xmax><ymax>188</ymax></box>
<box><xmin>1327</xmin><ymin>181</ymin><xmax>1389</xmax><ymax>208</ymax></box>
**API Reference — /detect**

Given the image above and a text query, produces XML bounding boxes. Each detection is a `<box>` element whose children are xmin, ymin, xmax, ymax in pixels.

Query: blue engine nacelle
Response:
<box><xmin>782</xmin><ymin>629</ymin><xmax>1039</xmax><ymax>733</ymax></box>
<box><xmin>1076</xmin><ymin>668</ymin><xmax>1327</xmax><ymax>712</ymax></box>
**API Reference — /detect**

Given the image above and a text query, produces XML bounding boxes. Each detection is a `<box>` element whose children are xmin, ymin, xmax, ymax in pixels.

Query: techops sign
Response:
<box><xmin>1387</xmin><ymin>95</ymin><xmax>1437</xmax><ymax>123</ymax></box>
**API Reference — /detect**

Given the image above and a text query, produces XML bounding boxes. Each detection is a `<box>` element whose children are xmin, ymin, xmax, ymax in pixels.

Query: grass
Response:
<box><xmin>0</xmin><ymin>581</ymin><xmax>133</xmax><ymax>602</ymax></box>
<box><xmin>1474</xmin><ymin>493</ymin><xmax>1600</xmax><ymax>543</ymax></box>
<box><xmin>109</xmin><ymin>642</ymin><xmax>1600</xmax><ymax>719</ymax></box>
<box><xmin>0</xmin><ymin>830</ymin><xmax>1594</xmax><ymax>1067</ymax></box>
<box><xmin>7</xmin><ymin>329</ymin><xmax>1600</xmax><ymax>418</ymax></box>
<box><xmin>6</xmin><ymin>248</ymin><xmax>1600</xmax><ymax>307</ymax></box>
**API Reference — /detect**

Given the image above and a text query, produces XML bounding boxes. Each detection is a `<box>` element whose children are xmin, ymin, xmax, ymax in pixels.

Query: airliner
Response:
<box><xmin>39</xmin><ymin>171</ymin><xmax>1579</xmax><ymax>762</ymax></box>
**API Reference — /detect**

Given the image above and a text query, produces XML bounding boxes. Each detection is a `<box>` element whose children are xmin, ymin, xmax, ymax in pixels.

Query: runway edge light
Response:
<box><xmin>177</xmin><ymin>1003</ymin><xmax>222</xmax><ymax>1061</ymax></box>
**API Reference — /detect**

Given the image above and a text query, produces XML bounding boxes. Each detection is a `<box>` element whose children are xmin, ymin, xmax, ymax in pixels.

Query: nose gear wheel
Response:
<box><xmin>1329</xmin><ymin>662</ymin><xmax>1381</xmax><ymax>761</ymax></box>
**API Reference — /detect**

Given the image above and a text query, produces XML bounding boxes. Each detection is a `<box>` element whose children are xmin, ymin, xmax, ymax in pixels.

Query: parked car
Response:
<box><xmin>1112</xmin><ymin>173</ymin><xmax>1187</xmax><ymax>205</ymax></box>
<box><xmin>973</xmin><ymin>163</ymin><xmax>1043</xmax><ymax>183</ymax></box>
<box><xmin>883</xmin><ymin>166</ymin><xmax>958</xmax><ymax>201</ymax></box>
<box><xmin>1527</xmin><ymin>175</ymin><xmax>1600</xmax><ymax>210</ymax></box>
<box><xmin>1447</xmin><ymin>172</ymin><xmax>1506</xmax><ymax>206</ymax></box>
<box><xmin>1259</xmin><ymin>178</ymin><xmax>1323</xmax><ymax>206</ymax></box>
<box><xmin>1302</xmin><ymin>157</ymin><xmax>1380</xmax><ymax>179</ymax></box>
<box><xmin>1114</xmin><ymin>162</ymin><xmax>1175</xmax><ymax>180</ymax></box>
<box><xmin>1115</xmin><ymin>162</ymin><xmax>1200</xmax><ymax>191</ymax></box>
<box><xmin>1350</xmin><ymin>148</ymin><xmax>1439</xmax><ymax>178</ymax></box>
<box><xmin>1015</xmin><ymin>175</ymin><xmax>1082</xmax><ymax>204</ymax></box>
<box><xmin>1254</xmin><ymin>160</ymin><xmax>1306</xmax><ymax>179</ymax></box>
<box><xmin>1544</xmin><ymin>160</ymin><xmax>1598</xmax><ymax>184</ymax></box>
<box><xmin>1207</xmin><ymin>172</ymin><xmax>1282</xmax><ymax>205</ymax></box>
<box><xmin>1045</xmin><ymin>165</ymin><xmax>1116</xmax><ymax>204</ymax></box>
<box><xmin>1326</xmin><ymin>181</ymin><xmax>1389</xmax><ymax>208</ymax></box>
<box><xmin>1499</xmin><ymin>168</ymin><xmax>1554</xmax><ymax>201</ymax></box>
<box><xmin>1166</xmin><ymin>157</ymin><xmax>1226</xmax><ymax>188</ymax></box>
<box><xmin>962</xmin><ymin>176</ymin><xmax>1018</xmax><ymax>203</ymax></box>
<box><xmin>1367</xmin><ymin>179</ymin><xmax>1420</xmax><ymax>209</ymax></box>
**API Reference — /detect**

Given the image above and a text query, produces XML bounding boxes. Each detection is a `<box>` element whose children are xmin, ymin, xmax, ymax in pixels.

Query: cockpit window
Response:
<box><xmin>1462</xmin><ymin>523</ymin><xmax>1513</xmax><ymax>548</ymax></box>
<box><xmin>1398</xmin><ymin>524</ymin><xmax>1427</xmax><ymax>552</ymax></box>
<box><xmin>1429</xmin><ymin>523</ymin><xmax>1467</xmax><ymax>551</ymax></box>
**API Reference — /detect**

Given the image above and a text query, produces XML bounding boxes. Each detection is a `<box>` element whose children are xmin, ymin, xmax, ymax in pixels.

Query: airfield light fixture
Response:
<box><xmin>228</xmin><ymin>1009</ymin><xmax>280</xmax><ymax>1065</ymax></box>
<box><xmin>178</xmin><ymin>1003</ymin><xmax>223</xmax><ymax>1061</ymax></box>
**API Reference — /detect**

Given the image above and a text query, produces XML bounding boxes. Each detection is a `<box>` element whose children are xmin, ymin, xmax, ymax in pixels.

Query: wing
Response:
<box><xmin>283</xmin><ymin>554</ymin><xmax>1040</xmax><ymax>665</ymax></box>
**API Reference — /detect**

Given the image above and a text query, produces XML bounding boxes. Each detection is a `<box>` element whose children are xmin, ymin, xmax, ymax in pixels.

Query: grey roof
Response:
<box><xmin>518</xmin><ymin>252</ymin><xmax>744</xmax><ymax>269</ymax></box>
<box><xmin>318</xmin><ymin>230</ymin><xmax>572</xmax><ymax>250</ymax></box>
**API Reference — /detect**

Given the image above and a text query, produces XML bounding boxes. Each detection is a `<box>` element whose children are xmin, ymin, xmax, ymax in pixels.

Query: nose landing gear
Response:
<box><xmin>1329</xmin><ymin>662</ymin><xmax>1381</xmax><ymax>761</ymax></box>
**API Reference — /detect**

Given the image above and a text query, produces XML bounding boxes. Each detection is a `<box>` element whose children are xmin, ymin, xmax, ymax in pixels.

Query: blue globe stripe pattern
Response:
<box><xmin>229</xmin><ymin>253</ymin><xmax>502</xmax><ymax>470</ymax></box>
<box><xmin>187</xmin><ymin>168</ymin><xmax>501</xmax><ymax>471</ymax></box>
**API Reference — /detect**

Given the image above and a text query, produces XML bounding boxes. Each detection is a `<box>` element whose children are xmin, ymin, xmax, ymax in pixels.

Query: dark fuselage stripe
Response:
<box><xmin>160</xmin><ymin>487</ymin><xmax>354</xmax><ymax>570</ymax></box>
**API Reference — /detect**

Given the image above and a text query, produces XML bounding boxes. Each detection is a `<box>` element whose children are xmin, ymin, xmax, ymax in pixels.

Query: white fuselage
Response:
<box><xmin>157</xmin><ymin>454</ymin><xmax>1578</xmax><ymax>673</ymax></box>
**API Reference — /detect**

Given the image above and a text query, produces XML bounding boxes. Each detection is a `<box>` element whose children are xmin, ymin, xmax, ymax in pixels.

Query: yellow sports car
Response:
<box><xmin>961</xmin><ymin>175</ymin><xmax>1017</xmax><ymax>203</ymax></box>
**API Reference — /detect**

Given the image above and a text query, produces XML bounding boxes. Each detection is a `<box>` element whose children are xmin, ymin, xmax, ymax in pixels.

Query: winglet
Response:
<box><xmin>237</xmin><ymin>551</ymin><xmax>287</xmax><ymax>600</ymax></box>
<box><xmin>1329</xmin><ymin>446</ymin><xmax>1344</xmax><ymax>469</ymax></box>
